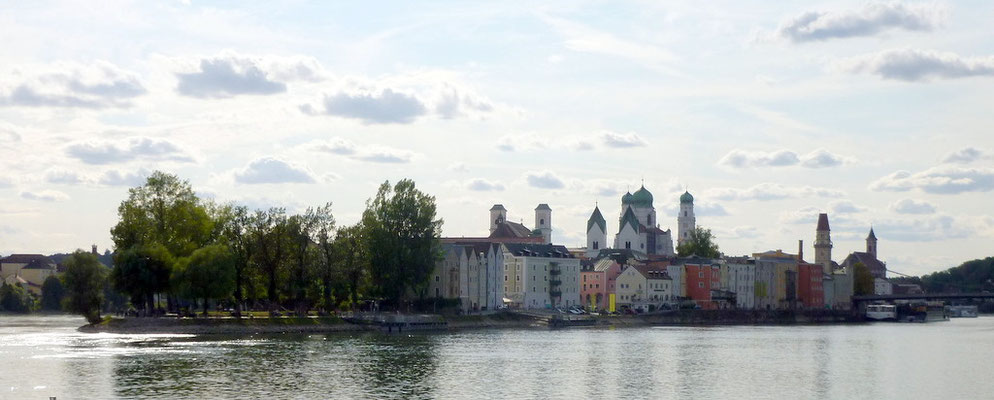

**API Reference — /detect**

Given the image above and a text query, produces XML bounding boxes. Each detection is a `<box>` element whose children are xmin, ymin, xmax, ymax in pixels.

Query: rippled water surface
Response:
<box><xmin>2</xmin><ymin>315</ymin><xmax>994</xmax><ymax>399</ymax></box>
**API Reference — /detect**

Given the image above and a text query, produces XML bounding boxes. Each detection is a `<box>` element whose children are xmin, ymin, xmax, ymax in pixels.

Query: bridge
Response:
<box><xmin>852</xmin><ymin>292</ymin><xmax>994</xmax><ymax>303</ymax></box>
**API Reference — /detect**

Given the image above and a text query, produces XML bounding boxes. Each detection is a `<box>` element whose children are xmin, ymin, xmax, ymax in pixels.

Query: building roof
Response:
<box><xmin>592</xmin><ymin>258</ymin><xmax>618</xmax><ymax>272</ymax></box>
<box><xmin>503</xmin><ymin>243</ymin><xmax>574</xmax><ymax>258</ymax></box>
<box><xmin>817</xmin><ymin>213</ymin><xmax>830</xmax><ymax>231</ymax></box>
<box><xmin>489</xmin><ymin>221</ymin><xmax>534</xmax><ymax>239</ymax></box>
<box><xmin>22</xmin><ymin>258</ymin><xmax>56</xmax><ymax>270</ymax></box>
<box><xmin>672</xmin><ymin>255</ymin><xmax>719</xmax><ymax>265</ymax></box>
<box><xmin>535</xmin><ymin>203</ymin><xmax>551</xmax><ymax>211</ymax></box>
<box><xmin>490</xmin><ymin>204</ymin><xmax>506</xmax><ymax>211</ymax></box>
<box><xmin>619</xmin><ymin>206</ymin><xmax>640</xmax><ymax>233</ymax></box>
<box><xmin>587</xmin><ymin>206</ymin><xmax>606</xmax><ymax>233</ymax></box>
<box><xmin>867</xmin><ymin>227</ymin><xmax>877</xmax><ymax>240</ymax></box>
<box><xmin>845</xmin><ymin>252</ymin><xmax>886</xmax><ymax>275</ymax></box>
<box><xmin>0</xmin><ymin>254</ymin><xmax>52</xmax><ymax>264</ymax></box>
<box><xmin>680</xmin><ymin>191</ymin><xmax>694</xmax><ymax>204</ymax></box>
<box><xmin>630</xmin><ymin>185</ymin><xmax>653</xmax><ymax>207</ymax></box>
<box><xmin>621</xmin><ymin>191</ymin><xmax>633</xmax><ymax>205</ymax></box>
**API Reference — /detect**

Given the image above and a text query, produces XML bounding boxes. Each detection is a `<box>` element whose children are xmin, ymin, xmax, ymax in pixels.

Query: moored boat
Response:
<box><xmin>866</xmin><ymin>304</ymin><xmax>897</xmax><ymax>321</ymax></box>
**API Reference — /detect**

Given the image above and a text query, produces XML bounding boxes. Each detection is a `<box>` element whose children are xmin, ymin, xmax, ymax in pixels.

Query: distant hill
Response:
<box><xmin>49</xmin><ymin>250</ymin><xmax>115</xmax><ymax>268</ymax></box>
<box><xmin>892</xmin><ymin>257</ymin><xmax>994</xmax><ymax>293</ymax></box>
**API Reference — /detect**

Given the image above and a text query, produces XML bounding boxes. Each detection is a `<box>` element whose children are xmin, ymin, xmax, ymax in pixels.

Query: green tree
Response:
<box><xmin>109</xmin><ymin>171</ymin><xmax>214</xmax><ymax>313</ymax></box>
<box><xmin>0</xmin><ymin>283</ymin><xmax>33</xmax><ymax>313</ymax></box>
<box><xmin>112</xmin><ymin>244</ymin><xmax>173</xmax><ymax>313</ymax></box>
<box><xmin>218</xmin><ymin>205</ymin><xmax>255</xmax><ymax>315</ymax></box>
<box><xmin>251</xmin><ymin>207</ymin><xmax>290</xmax><ymax>311</ymax></box>
<box><xmin>172</xmin><ymin>244</ymin><xmax>236</xmax><ymax>316</ymax></box>
<box><xmin>362</xmin><ymin>179</ymin><xmax>443</xmax><ymax>309</ymax></box>
<box><xmin>62</xmin><ymin>251</ymin><xmax>108</xmax><ymax>324</ymax></box>
<box><xmin>853</xmin><ymin>262</ymin><xmax>874</xmax><ymax>296</ymax></box>
<box><xmin>676</xmin><ymin>226</ymin><xmax>721</xmax><ymax>259</ymax></box>
<box><xmin>285</xmin><ymin>205</ymin><xmax>333</xmax><ymax>315</ymax></box>
<box><xmin>40</xmin><ymin>275</ymin><xmax>66</xmax><ymax>311</ymax></box>
<box><xmin>334</xmin><ymin>223</ymin><xmax>369</xmax><ymax>310</ymax></box>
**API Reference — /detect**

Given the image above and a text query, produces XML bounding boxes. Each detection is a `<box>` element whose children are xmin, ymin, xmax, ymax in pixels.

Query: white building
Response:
<box><xmin>502</xmin><ymin>243</ymin><xmax>581</xmax><ymax>309</ymax></box>
<box><xmin>726</xmin><ymin>258</ymin><xmax>757</xmax><ymax>309</ymax></box>
<box><xmin>874</xmin><ymin>278</ymin><xmax>893</xmax><ymax>295</ymax></box>
<box><xmin>677</xmin><ymin>191</ymin><xmax>696</xmax><ymax>246</ymax></box>
<box><xmin>585</xmin><ymin>205</ymin><xmax>607</xmax><ymax>258</ymax></box>
<box><xmin>615</xmin><ymin>265</ymin><xmax>647</xmax><ymax>306</ymax></box>
<box><xmin>430</xmin><ymin>242</ymin><xmax>505</xmax><ymax>312</ymax></box>
<box><xmin>646</xmin><ymin>269</ymin><xmax>674</xmax><ymax>304</ymax></box>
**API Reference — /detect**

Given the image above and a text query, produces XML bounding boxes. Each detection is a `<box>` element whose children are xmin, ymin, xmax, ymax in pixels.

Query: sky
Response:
<box><xmin>1</xmin><ymin>1</ymin><xmax>993</xmax><ymax>276</ymax></box>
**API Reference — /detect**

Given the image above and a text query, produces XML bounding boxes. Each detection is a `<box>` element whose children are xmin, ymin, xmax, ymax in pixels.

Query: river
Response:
<box><xmin>1</xmin><ymin>315</ymin><xmax>992</xmax><ymax>399</ymax></box>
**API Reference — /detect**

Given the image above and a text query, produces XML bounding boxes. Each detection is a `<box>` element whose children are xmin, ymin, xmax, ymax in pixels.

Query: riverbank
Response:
<box><xmin>78</xmin><ymin>309</ymin><xmax>862</xmax><ymax>334</ymax></box>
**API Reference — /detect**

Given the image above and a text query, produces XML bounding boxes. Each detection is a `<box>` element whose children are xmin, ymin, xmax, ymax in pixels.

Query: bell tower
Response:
<box><xmin>814</xmin><ymin>213</ymin><xmax>833</xmax><ymax>270</ymax></box>
<box><xmin>489</xmin><ymin>204</ymin><xmax>507</xmax><ymax>234</ymax></box>
<box><xmin>535</xmin><ymin>204</ymin><xmax>552</xmax><ymax>244</ymax></box>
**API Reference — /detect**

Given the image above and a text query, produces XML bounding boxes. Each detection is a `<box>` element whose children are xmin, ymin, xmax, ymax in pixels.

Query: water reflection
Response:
<box><xmin>3</xmin><ymin>316</ymin><xmax>994</xmax><ymax>399</ymax></box>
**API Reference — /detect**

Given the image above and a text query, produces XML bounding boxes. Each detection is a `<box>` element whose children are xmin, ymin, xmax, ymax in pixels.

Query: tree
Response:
<box><xmin>333</xmin><ymin>223</ymin><xmax>369</xmax><ymax>311</ymax></box>
<box><xmin>362</xmin><ymin>179</ymin><xmax>443</xmax><ymax>308</ymax></box>
<box><xmin>62</xmin><ymin>251</ymin><xmax>108</xmax><ymax>324</ymax></box>
<box><xmin>41</xmin><ymin>275</ymin><xmax>66</xmax><ymax>311</ymax></box>
<box><xmin>109</xmin><ymin>171</ymin><xmax>214</xmax><ymax>313</ymax></box>
<box><xmin>676</xmin><ymin>227</ymin><xmax>721</xmax><ymax>259</ymax></box>
<box><xmin>172</xmin><ymin>244</ymin><xmax>236</xmax><ymax>316</ymax></box>
<box><xmin>251</xmin><ymin>207</ymin><xmax>290</xmax><ymax>310</ymax></box>
<box><xmin>112</xmin><ymin>244</ymin><xmax>173</xmax><ymax>313</ymax></box>
<box><xmin>0</xmin><ymin>283</ymin><xmax>33</xmax><ymax>313</ymax></box>
<box><xmin>219</xmin><ymin>205</ymin><xmax>255</xmax><ymax>316</ymax></box>
<box><xmin>285</xmin><ymin>205</ymin><xmax>333</xmax><ymax>315</ymax></box>
<box><xmin>853</xmin><ymin>262</ymin><xmax>874</xmax><ymax>296</ymax></box>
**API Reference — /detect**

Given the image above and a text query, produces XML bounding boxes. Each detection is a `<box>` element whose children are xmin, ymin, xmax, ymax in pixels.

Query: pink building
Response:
<box><xmin>581</xmin><ymin>259</ymin><xmax>622</xmax><ymax>311</ymax></box>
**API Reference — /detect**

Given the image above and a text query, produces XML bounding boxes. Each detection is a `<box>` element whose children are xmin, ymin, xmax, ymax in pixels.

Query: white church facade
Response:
<box><xmin>585</xmin><ymin>186</ymin><xmax>696</xmax><ymax>258</ymax></box>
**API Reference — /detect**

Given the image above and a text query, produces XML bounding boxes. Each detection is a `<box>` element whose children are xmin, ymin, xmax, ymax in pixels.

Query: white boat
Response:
<box><xmin>948</xmin><ymin>305</ymin><xmax>979</xmax><ymax>318</ymax></box>
<box><xmin>866</xmin><ymin>304</ymin><xmax>897</xmax><ymax>321</ymax></box>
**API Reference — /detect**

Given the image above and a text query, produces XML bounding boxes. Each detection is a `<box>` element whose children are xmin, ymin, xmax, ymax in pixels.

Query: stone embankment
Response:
<box><xmin>79</xmin><ymin>309</ymin><xmax>860</xmax><ymax>334</ymax></box>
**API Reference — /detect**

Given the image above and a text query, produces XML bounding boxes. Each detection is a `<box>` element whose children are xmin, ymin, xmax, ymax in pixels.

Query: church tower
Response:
<box><xmin>866</xmin><ymin>227</ymin><xmax>877</xmax><ymax>259</ymax></box>
<box><xmin>677</xmin><ymin>191</ymin><xmax>696</xmax><ymax>246</ymax></box>
<box><xmin>535</xmin><ymin>204</ymin><xmax>552</xmax><ymax>244</ymax></box>
<box><xmin>489</xmin><ymin>204</ymin><xmax>507</xmax><ymax>234</ymax></box>
<box><xmin>586</xmin><ymin>205</ymin><xmax>607</xmax><ymax>257</ymax></box>
<box><xmin>814</xmin><ymin>213</ymin><xmax>833</xmax><ymax>270</ymax></box>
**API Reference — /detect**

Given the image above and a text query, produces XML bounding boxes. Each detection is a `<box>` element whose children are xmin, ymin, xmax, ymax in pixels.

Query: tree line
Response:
<box><xmin>55</xmin><ymin>171</ymin><xmax>442</xmax><ymax>322</ymax></box>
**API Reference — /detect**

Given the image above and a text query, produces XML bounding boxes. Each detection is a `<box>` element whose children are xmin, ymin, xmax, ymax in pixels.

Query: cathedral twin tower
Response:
<box><xmin>585</xmin><ymin>185</ymin><xmax>696</xmax><ymax>257</ymax></box>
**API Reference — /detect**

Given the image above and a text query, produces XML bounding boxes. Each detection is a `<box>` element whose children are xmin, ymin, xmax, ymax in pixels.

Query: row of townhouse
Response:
<box><xmin>430</xmin><ymin>241</ymin><xmax>582</xmax><ymax>311</ymax></box>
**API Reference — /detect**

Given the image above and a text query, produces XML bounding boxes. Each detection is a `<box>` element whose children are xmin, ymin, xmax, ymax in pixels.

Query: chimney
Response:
<box><xmin>797</xmin><ymin>240</ymin><xmax>803</xmax><ymax>261</ymax></box>
<box><xmin>91</xmin><ymin>244</ymin><xmax>98</xmax><ymax>255</ymax></box>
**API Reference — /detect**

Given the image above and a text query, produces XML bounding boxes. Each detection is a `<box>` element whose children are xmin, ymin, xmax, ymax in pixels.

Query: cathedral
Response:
<box><xmin>585</xmin><ymin>185</ymin><xmax>695</xmax><ymax>257</ymax></box>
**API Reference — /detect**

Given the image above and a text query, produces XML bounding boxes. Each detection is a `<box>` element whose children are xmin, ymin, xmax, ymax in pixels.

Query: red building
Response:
<box><xmin>682</xmin><ymin>261</ymin><xmax>721</xmax><ymax>309</ymax></box>
<box><xmin>797</xmin><ymin>262</ymin><xmax>824</xmax><ymax>309</ymax></box>
<box><xmin>581</xmin><ymin>259</ymin><xmax>621</xmax><ymax>311</ymax></box>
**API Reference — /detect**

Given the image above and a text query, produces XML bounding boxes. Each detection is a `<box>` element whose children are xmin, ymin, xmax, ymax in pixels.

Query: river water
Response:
<box><xmin>1</xmin><ymin>315</ymin><xmax>993</xmax><ymax>399</ymax></box>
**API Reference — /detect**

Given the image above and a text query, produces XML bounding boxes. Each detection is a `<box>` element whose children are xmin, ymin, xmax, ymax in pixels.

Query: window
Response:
<box><xmin>593</xmin><ymin>241</ymin><xmax>599</xmax><ymax>250</ymax></box>
<box><xmin>435</xmin><ymin>276</ymin><xmax>440</xmax><ymax>282</ymax></box>
<box><xmin>699</xmin><ymin>271</ymin><xmax>704</xmax><ymax>278</ymax></box>
<box><xmin>699</xmin><ymin>282</ymin><xmax>704</xmax><ymax>288</ymax></box>
<box><xmin>435</xmin><ymin>288</ymin><xmax>440</xmax><ymax>296</ymax></box>
<box><xmin>504</xmin><ymin>276</ymin><xmax>507</xmax><ymax>281</ymax></box>
<box><xmin>684</xmin><ymin>211</ymin><xmax>687</xmax><ymax>217</ymax></box>
<box><xmin>625</xmin><ymin>241</ymin><xmax>631</xmax><ymax>249</ymax></box>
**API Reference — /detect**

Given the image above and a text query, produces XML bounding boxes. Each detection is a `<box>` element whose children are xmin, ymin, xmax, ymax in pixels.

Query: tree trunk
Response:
<box><xmin>235</xmin><ymin>264</ymin><xmax>243</xmax><ymax>318</ymax></box>
<box><xmin>146</xmin><ymin>292</ymin><xmax>154</xmax><ymax>316</ymax></box>
<box><xmin>203</xmin><ymin>298</ymin><xmax>208</xmax><ymax>317</ymax></box>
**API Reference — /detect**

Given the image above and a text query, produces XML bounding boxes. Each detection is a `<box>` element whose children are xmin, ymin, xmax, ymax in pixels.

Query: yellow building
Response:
<box><xmin>0</xmin><ymin>254</ymin><xmax>57</xmax><ymax>295</ymax></box>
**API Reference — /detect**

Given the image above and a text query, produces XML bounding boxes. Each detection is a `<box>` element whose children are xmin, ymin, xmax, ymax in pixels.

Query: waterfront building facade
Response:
<box><xmin>797</xmin><ymin>262</ymin><xmax>825</xmax><ymax>309</ymax></box>
<box><xmin>430</xmin><ymin>242</ymin><xmax>505</xmax><ymax>312</ymax></box>
<box><xmin>0</xmin><ymin>254</ymin><xmax>57</xmax><ymax>295</ymax></box>
<box><xmin>726</xmin><ymin>258</ymin><xmax>757</xmax><ymax>309</ymax></box>
<box><xmin>615</xmin><ymin>265</ymin><xmax>647</xmax><ymax>307</ymax></box>
<box><xmin>502</xmin><ymin>243</ymin><xmax>581</xmax><ymax>309</ymax></box>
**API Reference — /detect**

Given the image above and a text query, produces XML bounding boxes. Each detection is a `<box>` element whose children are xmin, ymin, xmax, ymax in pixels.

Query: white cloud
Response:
<box><xmin>65</xmin><ymin>136</ymin><xmax>194</xmax><ymax>165</ymax></box>
<box><xmin>707</xmin><ymin>183</ymin><xmax>845</xmax><ymax>201</ymax></box>
<box><xmin>718</xmin><ymin>148</ymin><xmax>848</xmax><ymax>169</ymax></box>
<box><xmin>301</xmin><ymin>88</ymin><xmax>428</xmax><ymax>124</ymax></box>
<box><xmin>497</xmin><ymin>133</ymin><xmax>547</xmax><ymax>152</ymax></box>
<box><xmin>873</xmin><ymin>214</ymin><xmax>972</xmax><ymax>242</ymax></box>
<box><xmin>525</xmin><ymin>170</ymin><xmax>565</xmax><ymax>189</ymax></box>
<box><xmin>870</xmin><ymin>166</ymin><xmax>994</xmax><ymax>194</ymax></box>
<box><xmin>233</xmin><ymin>157</ymin><xmax>316</xmax><ymax>184</ymax></box>
<box><xmin>45</xmin><ymin>169</ymin><xmax>89</xmax><ymax>185</ymax></box>
<box><xmin>173</xmin><ymin>52</ymin><xmax>324</xmax><ymax>98</ymax></box>
<box><xmin>99</xmin><ymin>168</ymin><xmax>152</xmax><ymax>187</ymax></box>
<box><xmin>466</xmin><ymin>178</ymin><xmax>505</xmax><ymax>191</ymax></box>
<box><xmin>20</xmin><ymin>190</ymin><xmax>70</xmax><ymax>202</ymax></box>
<box><xmin>837</xmin><ymin>48</ymin><xmax>994</xmax><ymax>82</ymax></box>
<box><xmin>448</xmin><ymin>162</ymin><xmax>468</xmax><ymax>172</ymax></box>
<box><xmin>434</xmin><ymin>85</ymin><xmax>494</xmax><ymax>119</ymax></box>
<box><xmin>543</xmin><ymin>16</ymin><xmax>679</xmax><ymax>74</ymax></box>
<box><xmin>943</xmin><ymin>147</ymin><xmax>990</xmax><ymax>164</ymax></box>
<box><xmin>776</xmin><ymin>3</ymin><xmax>944</xmax><ymax>43</ymax></box>
<box><xmin>599</xmin><ymin>130</ymin><xmax>648</xmax><ymax>148</ymax></box>
<box><xmin>0</xmin><ymin>61</ymin><xmax>145</xmax><ymax>108</ymax></box>
<box><xmin>310</xmin><ymin>138</ymin><xmax>416</xmax><ymax>164</ymax></box>
<box><xmin>829</xmin><ymin>200</ymin><xmax>866</xmax><ymax>214</ymax></box>
<box><xmin>889</xmin><ymin>198</ymin><xmax>937</xmax><ymax>214</ymax></box>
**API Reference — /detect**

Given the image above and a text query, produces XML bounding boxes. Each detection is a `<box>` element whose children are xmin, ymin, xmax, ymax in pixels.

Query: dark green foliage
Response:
<box><xmin>915</xmin><ymin>257</ymin><xmax>994</xmax><ymax>293</ymax></box>
<box><xmin>172</xmin><ymin>244</ymin><xmax>236</xmax><ymax>316</ymax></box>
<box><xmin>62</xmin><ymin>251</ymin><xmax>108</xmax><ymax>324</ymax></box>
<box><xmin>853</xmin><ymin>262</ymin><xmax>874</xmax><ymax>296</ymax></box>
<box><xmin>362</xmin><ymin>179</ymin><xmax>443</xmax><ymax>309</ymax></box>
<box><xmin>0</xmin><ymin>283</ymin><xmax>33</xmax><ymax>313</ymax></box>
<box><xmin>112</xmin><ymin>243</ymin><xmax>174</xmax><ymax>312</ymax></box>
<box><xmin>40</xmin><ymin>275</ymin><xmax>66</xmax><ymax>311</ymax></box>
<box><xmin>676</xmin><ymin>227</ymin><xmax>721</xmax><ymax>259</ymax></box>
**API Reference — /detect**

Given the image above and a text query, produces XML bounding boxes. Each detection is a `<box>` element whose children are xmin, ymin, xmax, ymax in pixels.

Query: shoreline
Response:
<box><xmin>78</xmin><ymin>310</ymin><xmax>866</xmax><ymax>335</ymax></box>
